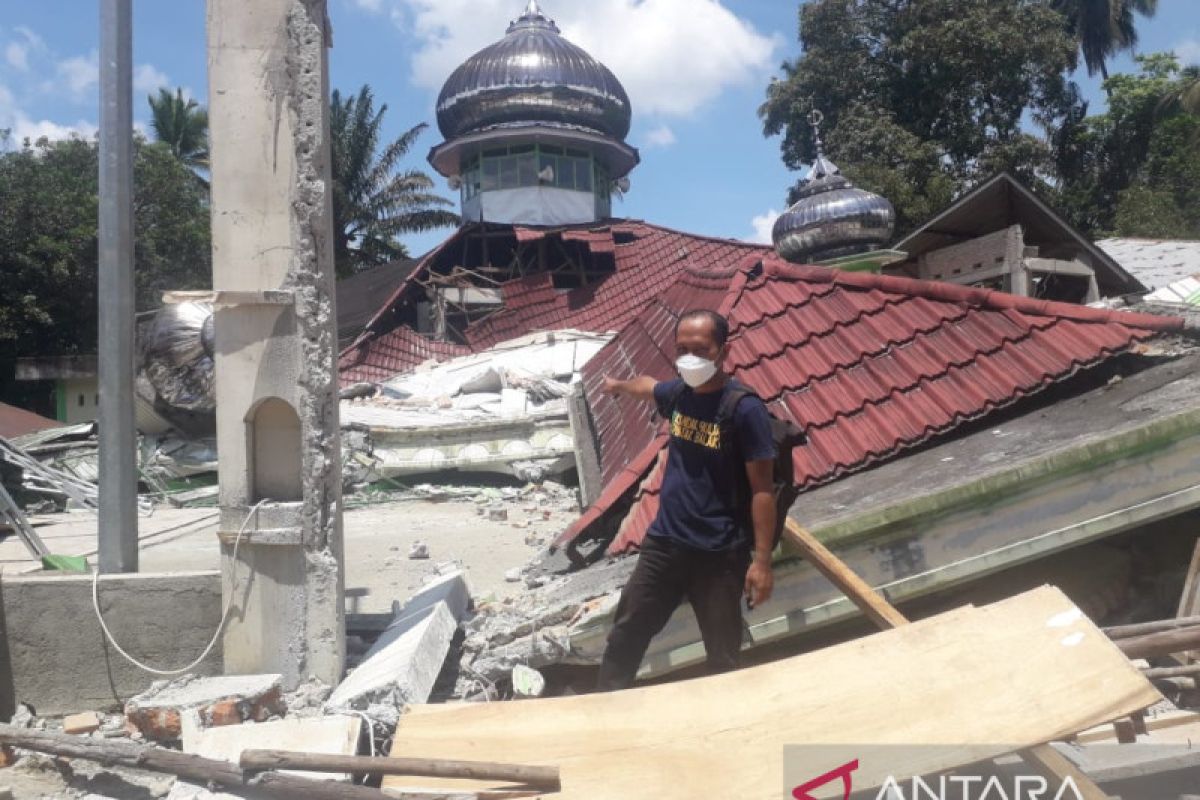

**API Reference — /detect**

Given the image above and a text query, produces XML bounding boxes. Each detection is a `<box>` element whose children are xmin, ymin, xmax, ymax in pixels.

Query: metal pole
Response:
<box><xmin>98</xmin><ymin>0</ymin><xmax>137</xmax><ymax>573</ymax></box>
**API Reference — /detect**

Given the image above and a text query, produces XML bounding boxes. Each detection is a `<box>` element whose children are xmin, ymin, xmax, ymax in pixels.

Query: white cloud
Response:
<box><xmin>57</xmin><ymin>51</ymin><xmax>99</xmax><ymax>96</ymax></box>
<box><xmin>10</xmin><ymin>115</ymin><xmax>96</xmax><ymax>144</ymax></box>
<box><xmin>0</xmin><ymin>79</ymin><xmax>95</xmax><ymax>148</ymax></box>
<box><xmin>749</xmin><ymin>208</ymin><xmax>780</xmax><ymax>245</ymax></box>
<box><xmin>134</xmin><ymin>63</ymin><xmax>171</xmax><ymax>94</ymax></box>
<box><xmin>395</xmin><ymin>0</ymin><xmax>781</xmax><ymax>119</ymax></box>
<box><xmin>1175</xmin><ymin>38</ymin><xmax>1200</xmax><ymax>66</ymax></box>
<box><xmin>4</xmin><ymin>27</ymin><xmax>44</xmax><ymax>72</ymax></box>
<box><xmin>5</xmin><ymin>42</ymin><xmax>29</xmax><ymax>71</ymax></box>
<box><xmin>642</xmin><ymin>123</ymin><xmax>676</xmax><ymax>148</ymax></box>
<box><xmin>352</xmin><ymin>0</ymin><xmax>384</xmax><ymax>11</ymax></box>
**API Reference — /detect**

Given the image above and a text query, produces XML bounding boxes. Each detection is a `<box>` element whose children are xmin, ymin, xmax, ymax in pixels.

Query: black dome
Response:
<box><xmin>435</xmin><ymin>1</ymin><xmax>632</xmax><ymax>141</ymax></box>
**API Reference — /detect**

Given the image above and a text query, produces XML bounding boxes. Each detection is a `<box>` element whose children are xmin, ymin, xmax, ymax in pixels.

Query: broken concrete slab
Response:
<box><xmin>125</xmin><ymin>674</ymin><xmax>284</xmax><ymax>742</ymax></box>
<box><xmin>361</xmin><ymin>570</ymin><xmax>471</xmax><ymax>664</ymax></box>
<box><xmin>182</xmin><ymin>715</ymin><xmax>361</xmax><ymax>780</ymax></box>
<box><xmin>326</xmin><ymin>602</ymin><xmax>456</xmax><ymax>711</ymax></box>
<box><xmin>0</xmin><ymin>571</ymin><xmax>222</xmax><ymax>718</ymax></box>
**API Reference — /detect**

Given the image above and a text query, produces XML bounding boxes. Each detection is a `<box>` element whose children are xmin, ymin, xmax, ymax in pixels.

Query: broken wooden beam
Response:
<box><xmin>1112</xmin><ymin>625</ymin><xmax>1200</xmax><ymax>660</ymax></box>
<box><xmin>1142</xmin><ymin>663</ymin><xmax>1200</xmax><ymax>679</ymax></box>
<box><xmin>0</xmin><ymin>725</ymin><xmax>387</xmax><ymax>800</ymax></box>
<box><xmin>240</xmin><ymin>749</ymin><xmax>560</xmax><ymax>791</ymax></box>
<box><xmin>1103</xmin><ymin>616</ymin><xmax>1200</xmax><ymax>639</ymax></box>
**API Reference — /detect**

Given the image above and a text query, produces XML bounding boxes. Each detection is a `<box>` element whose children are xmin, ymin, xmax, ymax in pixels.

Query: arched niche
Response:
<box><xmin>246</xmin><ymin>397</ymin><xmax>302</xmax><ymax>502</ymax></box>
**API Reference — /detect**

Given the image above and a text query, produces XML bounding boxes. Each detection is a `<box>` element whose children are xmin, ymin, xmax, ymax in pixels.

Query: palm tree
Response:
<box><xmin>1053</xmin><ymin>0</ymin><xmax>1158</xmax><ymax>81</ymax></box>
<box><xmin>1159</xmin><ymin>65</ymin><xmax>1200</xmax><ymax>115</ymax></box>
<box><xmin>330</xmin><ymin>86</ymin><xmax>460</xmax><ymax>277</ymax></box>
<box><xmin>148</xmin><ymin>88</ymin><xmax>209</xmax><ymax>171</ymax></box>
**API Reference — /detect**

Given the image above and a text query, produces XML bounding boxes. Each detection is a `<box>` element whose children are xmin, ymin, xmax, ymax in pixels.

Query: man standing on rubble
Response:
<box><xmin>595</xmin><ymin>309</ymin><xmax>776</xmax><ymax>691</ymax></box>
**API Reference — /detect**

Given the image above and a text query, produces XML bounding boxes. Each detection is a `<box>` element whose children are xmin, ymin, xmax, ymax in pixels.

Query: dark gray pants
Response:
<box><xmin>596</xmin><ymin>534</ymin><xmax>750</xmax><ymax>691</ymax></box>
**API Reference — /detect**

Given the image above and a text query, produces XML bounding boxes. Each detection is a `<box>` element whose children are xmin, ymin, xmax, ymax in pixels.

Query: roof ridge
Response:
<box><xmin>633</xmin><ymin>219</ymin><xmax>775</xmax><ymax>252</ymax></box>
<box><xmin>759</xmin><ymin>256</ymin><xmax>1184</xmax><ymax>333</ymax></box>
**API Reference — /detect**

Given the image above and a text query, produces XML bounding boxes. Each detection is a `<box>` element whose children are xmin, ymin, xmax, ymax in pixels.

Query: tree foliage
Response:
<box><xmin>761</xmin><ymin>0</ymin><xmax>1080</xmax><ymax>235</ymax></box>
<box><xmin>1052</xmin><ymin>0</ymin><xmax>1157</xmax><ymax>80</ymax></box>
<box><xmin>148</xmin><ymin>87</ymin><xmax>209</xmax><ymax>172</ymax></box>
<box><xmin>0</xmin><ymin>135</ymin><xmax>211</xmax><ymax>359</ymax></box>
<box><xmin>1054</xmin><ymin>53</ymin><xmax>1200</xmax><ymax>237</ymax></box>
<box><xmin>330</xmin><ymin>85</ymin><xmax>459</xmax><ymax>277</ymax></box>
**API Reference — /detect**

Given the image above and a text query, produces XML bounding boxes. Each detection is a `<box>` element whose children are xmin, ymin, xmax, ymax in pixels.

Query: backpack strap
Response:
<box><xmin>715</xmin><ymin>379</ymin><xmax>754</xmax><ymax>452</ymax></box>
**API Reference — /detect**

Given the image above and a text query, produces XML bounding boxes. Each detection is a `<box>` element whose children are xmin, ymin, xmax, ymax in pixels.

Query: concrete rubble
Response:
<box><xmin>124</xmin><ymin>675</ymin><xmax>285</xmax><ymax>743</ymax></box>
<box><xmin>182</xmin><ymin>715</ymin><xmax>362</xmax><ymax>778</ymax></box>
<box><xmin>326</xmin><ymin>603</ymin><xmax>458</xmax><ymax>714</ymax></box>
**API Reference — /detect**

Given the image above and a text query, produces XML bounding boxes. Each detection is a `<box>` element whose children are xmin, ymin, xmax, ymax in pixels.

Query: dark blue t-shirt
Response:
<box><xmin>647</xmin><ymin>378</ymin><xmax>776</xmax><ymax>551</ymax></box>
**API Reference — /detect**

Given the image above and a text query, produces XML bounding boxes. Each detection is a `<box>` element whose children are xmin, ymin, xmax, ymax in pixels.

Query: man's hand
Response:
<box><xmin>600</xmin><ymin>375</ymin><xmax>657</xmax><ymax>401</ymax></box>
<box><xmin>744</xmin><ymin>556</ymin><xmax>773</xmax><ymax>610</ymax></box>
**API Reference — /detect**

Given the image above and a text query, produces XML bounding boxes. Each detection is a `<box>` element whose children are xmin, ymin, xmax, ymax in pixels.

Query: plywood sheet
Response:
<box><xmin>385</xmin><ymin>587</ymin><xmax>1159</xmax><ymax>799</ymax></box>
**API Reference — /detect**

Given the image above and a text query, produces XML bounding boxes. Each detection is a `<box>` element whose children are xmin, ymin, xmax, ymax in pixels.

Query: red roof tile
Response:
<box><xmin>555</xmin><ymin>256</ymin><xmax>1184</xmax><ymax>555</ymax></box>
<box><xmin>338</xmin><ymin>324</ymin><xmax>472</xmax><ymax>384</ymax></box>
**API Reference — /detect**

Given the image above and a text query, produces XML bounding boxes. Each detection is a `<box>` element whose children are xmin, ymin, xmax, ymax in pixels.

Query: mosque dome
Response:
<box><xmin>772</xmin><ymin>112</ymin><xmax>895</xmax><ymax>263</ymax></box>
<box><xmin>435</xmin><ymin>0</ymin><xmax>632</xmax><ymax>142</ymax></box>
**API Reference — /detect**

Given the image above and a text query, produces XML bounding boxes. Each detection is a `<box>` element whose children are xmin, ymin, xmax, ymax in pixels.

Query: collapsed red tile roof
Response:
<box><xmin>336</xmin><ymin>221</ymin><xmax>770</xmax><ymax>384</ymax></box>
<box><xmin>0</xmin><ymin>401</ymin><xmax>60</xmax><ymax>439</ymax></box>
<box><xmin>555</xmin><ymin>256</ymin><xmax>1185</xmax><ymax>556</ymax></box>
<box><xmin>334</xmin><ymin>219</ymin><xmax>1183</xmax><ymax>558</ymax></box>
<box><xmin>339</xmin><ymin>324</ymin><xmax>472</xmax><ymax>384</ymax></box>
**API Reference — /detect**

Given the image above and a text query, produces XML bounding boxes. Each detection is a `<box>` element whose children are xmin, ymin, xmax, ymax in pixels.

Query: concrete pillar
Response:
<box><xmin>206</xmin><ymin>0</ymin><xmax>344</xmax><ymax>687</ymax></box>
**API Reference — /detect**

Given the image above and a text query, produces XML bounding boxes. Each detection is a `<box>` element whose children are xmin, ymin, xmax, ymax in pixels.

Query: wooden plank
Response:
<box><xmin>384</xmin><ymin>587</ymin><xmax>1158</xmax><ymax>799</ymax></box>
<box><xmin>782</xmin><ymin>519</ymin><xmax>1113</xmax><ymax>799</ymax></box>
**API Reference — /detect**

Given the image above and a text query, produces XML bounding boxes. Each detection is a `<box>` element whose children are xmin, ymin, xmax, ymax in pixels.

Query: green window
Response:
<box><xmin>461</xmin><ymin>144</ymin><xmax>601</xmax><ymax>197</ymax></box>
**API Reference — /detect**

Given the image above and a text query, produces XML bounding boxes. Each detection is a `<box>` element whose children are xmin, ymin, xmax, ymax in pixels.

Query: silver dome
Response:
<box><xmin>772</xmin><ymin>116</ymin><xmax>894</xmax><ymax>264</ymax></box>
<box><xmin>435</xmin><ymin>1</ymin><xmax>632</xmax><ymax>141</ymax></box>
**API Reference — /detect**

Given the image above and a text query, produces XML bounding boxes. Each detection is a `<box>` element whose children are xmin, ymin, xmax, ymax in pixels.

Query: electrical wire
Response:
<box><xmin>91</xmin><ymin>498</ymin><xmax>268</xmax><ymax>676</ymax></box>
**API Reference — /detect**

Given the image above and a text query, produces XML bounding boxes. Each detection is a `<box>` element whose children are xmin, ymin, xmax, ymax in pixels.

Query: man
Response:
<box><xmin>596</xmin><ymin>309</ymin><xmax>776</xmax><ymax>691</ymax></box>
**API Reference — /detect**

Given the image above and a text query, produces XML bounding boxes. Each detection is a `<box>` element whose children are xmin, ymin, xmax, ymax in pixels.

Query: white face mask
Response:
<box><xmin>676</xmin><ymin>353</ymin><xmax>718</xmax><ymax>388</ymax></box>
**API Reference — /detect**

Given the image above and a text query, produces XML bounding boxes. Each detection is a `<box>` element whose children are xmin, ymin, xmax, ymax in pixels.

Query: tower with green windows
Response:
<box><xmin>428</xmin><ymin>1</ymin><xmax>639</xmax><ymax>226</ymax></box>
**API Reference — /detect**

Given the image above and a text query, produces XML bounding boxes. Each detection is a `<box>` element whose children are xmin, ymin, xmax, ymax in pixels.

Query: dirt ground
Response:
<box><xmin>2</xmin><ymin>494</ymin><xmax>575</xmax><ymax>611</ymax></box>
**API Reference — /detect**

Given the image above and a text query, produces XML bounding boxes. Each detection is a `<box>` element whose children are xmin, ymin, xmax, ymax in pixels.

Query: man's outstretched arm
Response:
<box><xmin>602</xmin><ymin>375</ymin><xmax>658</xmax><ymax>402</ymax></box>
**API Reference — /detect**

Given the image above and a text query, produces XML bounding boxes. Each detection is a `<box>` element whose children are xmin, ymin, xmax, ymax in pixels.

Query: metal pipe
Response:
<box><xmin>98</xmin><ymin>0</ymin><xmax>138</xmax><ymax>573</ymax></box>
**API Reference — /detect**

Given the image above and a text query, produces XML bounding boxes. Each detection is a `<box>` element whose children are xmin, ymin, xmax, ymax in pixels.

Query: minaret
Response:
<box><xmin>772</xmin><ymin>110</ymin><xmax>895</xmax><ymax>264</ymax></box>
<box><xmin>428</xmin><ymin>1</ymin><xmax>639</xmax><ymax>226</ymax></box>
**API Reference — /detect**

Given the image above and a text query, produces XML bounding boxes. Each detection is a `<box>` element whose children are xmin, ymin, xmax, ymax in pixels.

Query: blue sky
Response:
<box><xmin>1</xmin><ymin>0</ymin><xmax>1197</xmax><ymax>257</ymax></box>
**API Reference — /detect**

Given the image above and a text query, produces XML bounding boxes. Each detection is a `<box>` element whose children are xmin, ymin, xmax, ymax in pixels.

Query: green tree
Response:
<box><xmin>0</xmin><ymin>135</ymin><xmax>211</xmax><ymax>360</ymax></box>
<box><xmin>330</xmin><ymin>85</ymin><xmax>459</xmax><ymax>277</ymax></box>
<box><xmin>1051</xmin><ymin>0</ymin><xmax>1158</xmax><ymax>81</ymax></box>
<box><xmin>1054</xmin><ymin>53</ymin><xmax>1198</xmax><ymax>237</ymax></box>
<box><xmin>760</xmin><ymin>0</ymin><xmax>1079</xmax><ymax>235</ymax></box>
<box><xmin>1158</xmin><ymin>65</ymin><xmax>1200</xmax><ymax>116</ymax></box>
<box><xmin>148</xmin><ymin>87</ymin><xmax>209</xmax><ymax>172</ymax></box>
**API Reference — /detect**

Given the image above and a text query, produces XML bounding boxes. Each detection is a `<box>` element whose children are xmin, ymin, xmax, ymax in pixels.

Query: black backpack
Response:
<box><xmin>657</xmin><ymin>379</ymin><xmax>806</xmax><ymax>550</ymax></box>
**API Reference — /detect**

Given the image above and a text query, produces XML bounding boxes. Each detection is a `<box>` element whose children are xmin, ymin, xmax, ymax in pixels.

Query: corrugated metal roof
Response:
<box><xmin>1097</xmin><ymin>238</ymin><xmax>1200</xmax><ymax>294</ymax></box>
<box><xmin>555</xmin><ymin>255</ymin><xmax>1184</xmax><ymax>555</ymax></box>
<box><xmin>336</xmin><ymin>257</ymin><xmax>419</xmax><ymax>349</ymax></box>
